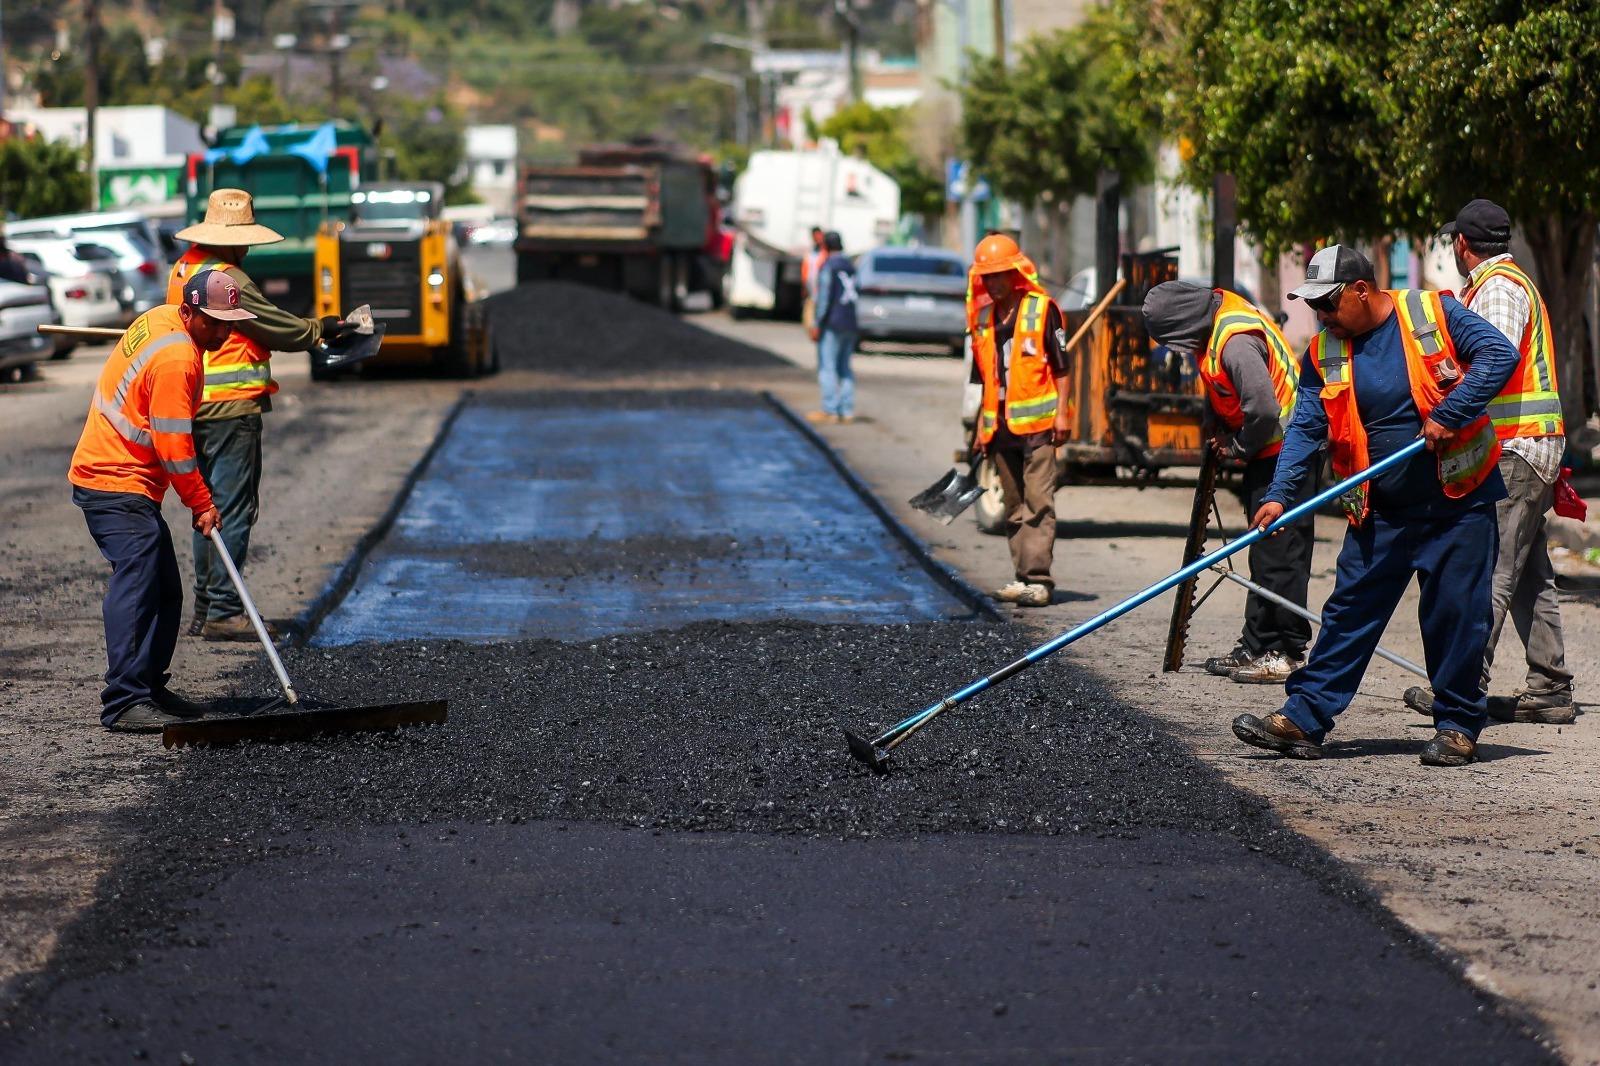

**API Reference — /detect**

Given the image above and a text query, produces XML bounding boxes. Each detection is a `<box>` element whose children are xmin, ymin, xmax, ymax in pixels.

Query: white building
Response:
<box><xmin>775</xmin><ymin>55</ymin><xmax>922</xmax><ymax>148</ymax></box>
<box><xmin>3</xmin><ymin>105</ymin><xmax>204</xmax><ymax>213</ymax></box>
<box><xmin>462</xmin><ymin>125</ymin><xmax>518</xmax><ymax>217</ymax></box>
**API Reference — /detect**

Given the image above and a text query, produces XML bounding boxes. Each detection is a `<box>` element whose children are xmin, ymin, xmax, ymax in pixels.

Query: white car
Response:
<box><xmin>7</xmin><ymin>211</ymin><xmax>168</xmax><ymax>315</ymax></box>
<box><xmin>9</xmin><ymin>237</ymin><xmax>126</xmax><ymax>347</ymax></box>
<box><xmin>0</xmin><ymin>278</ymin><xmax>58</xmax><ymax>377</ymax></box>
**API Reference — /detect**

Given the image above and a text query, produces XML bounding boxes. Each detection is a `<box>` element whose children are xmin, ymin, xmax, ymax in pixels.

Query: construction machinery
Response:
<box><xmin>515</xmin><ymin>140</ymin><xmax>723</xmax><ymax>309</ymax></box>
<box><xmin>312</xmin><ymin>182</ymin><xmax>496</xmax><ymax>379</ymax></box>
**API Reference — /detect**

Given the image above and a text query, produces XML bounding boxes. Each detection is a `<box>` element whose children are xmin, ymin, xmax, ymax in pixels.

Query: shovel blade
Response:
<box><xmin>315</xmin><ymin>323</ymin><xmax>388</xmax><ymax>372</ymax></box>
<box><xmin>908</xmin><ymin>468</ymin><xmax>983</xmax><ymax>524</ymax></box>
<box><xmin>162</xmin><ymin>698</ymin><xmax>446</xmax><ymax>748</ymax></box>
<box><xmin>844</xmin><ymin>729</ymin><xmax>892</xmax><ymax>774</ymax></box>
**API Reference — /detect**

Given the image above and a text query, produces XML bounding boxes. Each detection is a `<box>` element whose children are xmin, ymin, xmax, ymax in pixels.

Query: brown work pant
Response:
<box><xmin>992</xmin><ymin>443</ymin><xmax>1056</xmax><ymax>588</ymax></box>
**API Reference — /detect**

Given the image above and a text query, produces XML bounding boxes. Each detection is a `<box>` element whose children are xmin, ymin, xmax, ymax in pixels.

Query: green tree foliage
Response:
<box><xmin>0</xmin><ymin>138</ymin><xmax>93</xmax><ymax>218</ymax></box>
<box><xmin>1146</xmin><ymin>0</ymin><xmax>1600</xmax><ymax>429</ymax></box>
<box><xmin>380</xmin><ymin>95</ymin><xmax>471</xmax><ymax>204</ymax></box>
<box><xmin>815</xmin><ymin>102</ymin><xmax>943</xmax><ymax>218</ymax></box>
<box><xmin>958</xmin><ymin>19</ymin><xmax>1156</xmax><ymax>209</ymax></box>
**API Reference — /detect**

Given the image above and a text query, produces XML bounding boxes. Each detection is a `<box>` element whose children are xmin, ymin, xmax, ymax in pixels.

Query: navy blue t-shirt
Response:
<box><xmin>814</xmin><ymin>257</ymin><xmax>859</xmax><ymax>333</ymax></box>
<box><xmin>1266</xmin><ymin>296</ymin><xmax>1520</xmax><ymax>518</ymax></box>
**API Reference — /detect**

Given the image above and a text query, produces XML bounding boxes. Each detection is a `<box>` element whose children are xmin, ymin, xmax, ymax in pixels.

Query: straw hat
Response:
<box><xmin>175</xmin><ymin>189</ymin><xmax>285</xmax><ymax>247</ymax></box>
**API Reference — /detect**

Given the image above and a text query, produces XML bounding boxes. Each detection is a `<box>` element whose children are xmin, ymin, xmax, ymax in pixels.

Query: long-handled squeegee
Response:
<box><xmin>845</xmin><ymin>438</ymin><xmax>1428</xmax><ymax>771</ymax></box>
<box><xmin>161</xmin><ymin>531</ymin><xmax>446</xmax><ymax>748</ymax></box>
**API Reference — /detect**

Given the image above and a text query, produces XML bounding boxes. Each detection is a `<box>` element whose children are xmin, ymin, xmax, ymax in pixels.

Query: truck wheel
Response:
<box><xmin>973</xmin><ymin>456</ymin><xmax>1007</xmax><ymax>536</ymax></box>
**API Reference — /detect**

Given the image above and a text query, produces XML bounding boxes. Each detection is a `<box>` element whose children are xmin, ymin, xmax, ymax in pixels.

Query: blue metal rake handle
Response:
<box><xmin>868</xmin><ymin>438</ymin><xmax>1427</xmax><ymax>753</ymax></box>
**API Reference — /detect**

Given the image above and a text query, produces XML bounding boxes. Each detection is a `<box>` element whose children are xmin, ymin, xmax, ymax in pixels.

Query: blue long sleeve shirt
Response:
<box><xmin>1265</xmin><ymin>295</ymin><xmax>1521</xmax><ymax>518</ymax></box>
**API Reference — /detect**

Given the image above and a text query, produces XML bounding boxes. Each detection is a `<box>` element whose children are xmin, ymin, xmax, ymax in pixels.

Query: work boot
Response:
<box><xmin>1014</xmin><ymin>584</ymin><xmax>1051</xmax><ymax>608</ymax></box>
<box><xmin>992</xmin><ymin>581</ymin><xmax>1029</xmax><ymax>603</ymax></box>
<box><xmin>1420</xmin><ymin>729</ymin><xmax>1477</xmax><ymax>767</ymax></box>
<box><xmin>1403</xmin><ymin>685</ymin><xmax>1435</xmax><ymax>716</ymax></box>
<box><xmin>187</xmin><ymin>602</ymin><xmax>208</xmax><ymax>637</ymax></box>
<box><xmin>1489</xmin><ymin>689</ymin><xmax>1577</xmax><ymax>725</ymax></box>
<box><xmin>202</xmin><ymin>614</ymin><xmax>277</xmax><ymax>642</ymax></box>
<box><xmin>1229</xmin><ymin>651</ymin><xmax>1303</xmax><ymax>685</ymax></box>
<box><xmin>1205</xmin><ymin>647</ymin><xmax>1253</xmax><ymax>677</ymax></box>
<box><xmin>803</xmin><ymin>410</ymin><xmax>833</xmax><ymax>424</ymax></box>
<box><xmin>107</xmin><ymin>702</ymin><xmax>184</xmax><ymax>734</ymax></box>
<box><xmin>153</xmin><ymin>688</ymin><xmax>209</xmax><ymax>719</ymax></box>
<box><xmin>1231</xmin><ymin>712</ymin><xmax>1322</xmax><ymax>759</ymax></box>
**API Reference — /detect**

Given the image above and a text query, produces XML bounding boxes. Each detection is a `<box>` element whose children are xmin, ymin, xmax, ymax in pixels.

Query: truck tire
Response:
<box><xmin>435</xmin><ymin>285</ymin><xmax>482</xmax><ymax>379</ymax></box>
<box><xmin>973</xmin><ymin>456</ymin><xmax>1007</xmax><ymax>536</ymax></box>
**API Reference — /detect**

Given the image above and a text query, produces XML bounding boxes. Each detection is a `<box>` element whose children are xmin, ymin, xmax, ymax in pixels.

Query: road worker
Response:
<box><xmin>169</xmin><ymin>188</ymin><xmax>356</xmax><ymax>641</ymax></box>
<box><xmin>1234</xmin><ymin>245</ymin><xmax>1521</xmax><ymax>767</ymax></box>
<box><xmin>800</xmin><ymin>225</ymin><xmax>827</xmax><ymax>334</ymax></box>
<box><xmin>967</xmin><ymin>234</ymin><xmax>1071</xmax><ymax>608</ymax></box>
<box><xmin>1143</xmin><ymin>281</ymin><xmax>1312</xmax><ymax>685</ymax></box>
<box><xmin>1403</xmin><ymin>199</ymin><xmax>1575</xmax><ymax>725</ymax></box>
<box><xmin>69</xmin><ymin>270</ymin><xmax>252</xmax><ymax>732</ymax></box>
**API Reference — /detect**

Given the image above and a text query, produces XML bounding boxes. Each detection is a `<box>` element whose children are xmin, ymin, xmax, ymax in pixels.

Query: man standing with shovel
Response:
<box><xmin>168</xmin><ymin>189</ymin><xmax>358</xmax><ymax>642</ymax></box>
<box><xmin>968</xmin><ymin>234</ymin><xmax>1071</xmax><ymax>608</ymax></box>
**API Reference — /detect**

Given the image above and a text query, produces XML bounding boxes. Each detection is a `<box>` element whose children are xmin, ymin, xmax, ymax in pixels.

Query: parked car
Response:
<box><xmin>6</xmin><ymin>211</ymin><xmax>168</xmax><ymax>315</ymax></box>
<box><xmin>854</xmin><ymin>245</ymin><xmax>968</xmax><ymax>354</ymax></box>
<box><xmin>8</xmin><ymin>237</ymin><xmax>127</xmax><ymax>356</ymax></box>
<box><xmin>0</xmin><ymin>277</ymin><xmax>58</xmax><ymax>378</ymax></box>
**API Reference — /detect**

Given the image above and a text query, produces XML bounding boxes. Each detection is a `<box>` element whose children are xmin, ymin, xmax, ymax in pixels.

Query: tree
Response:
<box><xmin>1388</xmin><ymin>0</ymin><xmax>1600</xmax><ymax>432</ymax></box>
<box><xmin>815</xmin><ymin>102</ymin><xmax>943</xmax><ymax>219</ymax></box>
<box><xmin>958</xmin><ymin>19</ymin><xmax>1157</xmax><ymax>209</ymax></box>
<box><xmin>0</xmin><ymin>137</ymin><xmax>93</xmax><ymax>219</ymax></box>
<box><xmin>1144</xmin><ymin>0</ymin><xmax>1600</xmax><ymax>432</ymax></box>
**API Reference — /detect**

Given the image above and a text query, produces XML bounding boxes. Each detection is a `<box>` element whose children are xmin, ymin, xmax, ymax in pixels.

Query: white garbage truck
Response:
<box><xmin>724</xmin><ymin>144</ymin><xmax>900</xmax><ymax>319</ymax></box>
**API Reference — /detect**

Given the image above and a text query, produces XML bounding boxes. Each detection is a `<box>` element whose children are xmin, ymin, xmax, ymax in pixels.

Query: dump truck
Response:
<box><xmin>514</xmin><ymin>141</ymin><xmax>721</xmax><ymax>308</ymax></box>
<box><xmin>312</xmin><ymin>182</ymin><xmax>495</xmax><ymax>379</ymax></box>
<box><xmin>185</xmin><ymin>122</ymin><xmax>378</xmax><ymax>316</ymax></box>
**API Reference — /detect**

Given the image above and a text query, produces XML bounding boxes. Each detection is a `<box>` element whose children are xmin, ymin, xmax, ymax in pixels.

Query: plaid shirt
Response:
<box><xmin>1465</xmin><ymin>254</ymin><xmax>1564</xmax><ymax>483</ymax></box>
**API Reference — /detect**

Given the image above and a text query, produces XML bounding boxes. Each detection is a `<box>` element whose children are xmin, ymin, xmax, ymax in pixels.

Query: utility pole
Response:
<box><xmin>0</xmin><ymin>0</ymin><xmax>8</xmax><ymax>117</ymax></box>
<box><xmin>836</xmin><ymin>0</ymin><xmax>862</xmax><ymax>104</ymax></box>
<box><xmin>991</xmin><ymin>0</ymin><xmax>1005</xmax><ymax>68</ymax></box>
<box><xmin>84</xmin><ymin>0</ymin><xmax>101</xmax><ymax>210</ymax></box>
<box><xmin>1212</xmin><ymin>173</ymin><xmax>1237</xmax><ymax>293</ymax></box>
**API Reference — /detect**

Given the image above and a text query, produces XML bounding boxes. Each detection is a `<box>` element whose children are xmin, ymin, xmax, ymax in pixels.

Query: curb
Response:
<box><xmin>763</xmin><ymin>391</ymin><xmax>1002</xmax><ymax>623</ymax></box>
<box><xmin>288</xmin><ymin>392</ymin><xmax>472</xmax><ymax>647</ymax></box>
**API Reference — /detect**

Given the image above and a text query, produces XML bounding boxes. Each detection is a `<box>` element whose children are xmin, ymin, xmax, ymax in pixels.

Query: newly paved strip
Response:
<box><xmin>314</xmin><ymin>391</ymin><xmax>972</xmax><ymax>644</ymax></box>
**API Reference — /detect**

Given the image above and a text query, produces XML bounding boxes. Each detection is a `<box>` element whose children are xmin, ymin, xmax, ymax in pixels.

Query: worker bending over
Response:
<box><xmin>168</xmin><ymin>189</ymin><xmax>356</xmax><ymax>641</ymax></box>
<box><xmin>967</xmin><ymin>234</ymin><xmax>1070</xmax><ymax>608</ymax></box>
<box><xmin>1403</xmin><ymin>199</ymin><xmax>1576</xmax><ymax>725</ymax></box>
<box><xmin>69</xmin><ymin>271</ymin><xmax>253</xmax><ymax>732</ymax></box>
<box><xmin>1144</xmin><ymin>281</ymin><xmax>1311</xmax><ymax>685</ymax></box>
<box><xmin>1234</xmin><ymin>245</ymin><xmax>1520</xmax><ymax>767</ymax></box>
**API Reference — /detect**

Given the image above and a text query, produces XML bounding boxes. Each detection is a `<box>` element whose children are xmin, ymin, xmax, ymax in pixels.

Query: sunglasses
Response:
<box><xmin>1305</xmin><ymin>284</ymin><xmax>1346</xmax><ymax>313</ymax></box>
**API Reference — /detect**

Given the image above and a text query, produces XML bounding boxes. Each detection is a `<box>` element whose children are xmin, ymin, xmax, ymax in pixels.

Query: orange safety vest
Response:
<box><xmin>68</xmin><ymin>305</ymin><xmax>214</xmax><ymax>514</ymax></box>
<box><xmin>1198</xmin><ymin>291</ymin><xmax>1300</xmax><ymax>460</ymax></box>
<box><xmin>167</xmin><ymin>247</ymin><xmax>277</xmax><ymax>407</ymax></box>
<box><xmin>1308</xmin><ymin>289</ymin><xmax>1500</xmax><ymax>526</ymax></box>
<box><xmin>1460</xmin><ymin>258</ymin><xmax>1565</xmax><ymax>440</ymax></box>
<box><xmin>971</xmin><ymin>282</ymin><xmax>1063</xmax><ymax>443</ymax></box>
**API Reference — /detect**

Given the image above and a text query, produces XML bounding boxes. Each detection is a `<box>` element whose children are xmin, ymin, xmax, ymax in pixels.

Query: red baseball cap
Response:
<box><xmin>182</xmin><ymin>268</ymin><xmax>257</xmax><ymax>321</ymax></box>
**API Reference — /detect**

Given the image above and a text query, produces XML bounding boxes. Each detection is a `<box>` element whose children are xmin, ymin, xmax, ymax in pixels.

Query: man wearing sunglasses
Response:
<box><xmin>1143</xmin><ymin>281</ymin><xmax>1312</xmax><ymax>685</ymax></box>
<box><xmin>1231</xmin><ymin>244</ymin><xmax>1521</xmax><ymax>767</ymax></box>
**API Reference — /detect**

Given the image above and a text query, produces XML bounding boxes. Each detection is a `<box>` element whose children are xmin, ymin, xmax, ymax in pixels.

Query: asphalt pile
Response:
<box><xmin>485</xmin><ymin>281</ymin><xmax>784</xmax><ymax>375</ymax></box>
<box><xmin>135</xmin><ymin>620</ymin><xmax>1284</xmax><ymax>850</ymax></box>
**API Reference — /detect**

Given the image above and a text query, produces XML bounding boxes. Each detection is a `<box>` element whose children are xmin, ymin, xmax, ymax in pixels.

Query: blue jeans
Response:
<box><xmin>1280</xmin><ymin>505</ymin><xmax>1498</xmax><ymax>742</ymax></box>
<box><xmin>817</xmin><ymin>329</ymin><xmax>857</xmax><ymax>417</ymax></box>
<box><xmin>74</xmin><ymin>487</ymin><xmax>183</xmax><ymax>726</ymax></box>
<box><xmin>192</xmin><ymin>414</ymin><xmax>263</xmax><ymax>620</ymax></box>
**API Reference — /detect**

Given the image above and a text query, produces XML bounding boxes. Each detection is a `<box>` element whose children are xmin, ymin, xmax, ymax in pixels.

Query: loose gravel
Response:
<box><xmin>486</xmin><ymin>282</ymin><xmax>785</xmax><ymax>375</ymax></box>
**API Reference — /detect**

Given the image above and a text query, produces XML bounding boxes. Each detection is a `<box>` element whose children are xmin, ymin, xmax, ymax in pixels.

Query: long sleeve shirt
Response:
<box><xmin>1465</xmin><ymin>254</ymin><xmax>1564</xmax><ymax>483</ymax></box>
<box><xmin>1265</xmin><ymin>295</ymin><xmax>1521</xmax><ymax>518</ymax></box>
<box><xmin>1208</xmin><ymin>332</ymin><xmax>1282</xmax><ymax>460</ymax></box>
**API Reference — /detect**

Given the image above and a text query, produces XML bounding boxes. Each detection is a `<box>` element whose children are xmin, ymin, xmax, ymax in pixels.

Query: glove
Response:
<box><xmin>319</xmin><ymin>316</ymin><xmax>356</xmax><ymax>345</ymax></box>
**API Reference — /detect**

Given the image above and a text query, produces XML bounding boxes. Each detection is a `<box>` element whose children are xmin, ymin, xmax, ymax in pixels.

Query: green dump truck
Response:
<box><xmin>185</xmin><ymin>122</ymin><xmax>379</xmax><ymax>316</ymax></box>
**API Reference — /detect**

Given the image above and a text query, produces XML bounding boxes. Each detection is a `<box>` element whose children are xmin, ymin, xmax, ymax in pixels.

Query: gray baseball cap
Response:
<box><xmin>1287</xmin><ymin>244</ymin><xmax>1376</xmax><ymax>301</ymax></box>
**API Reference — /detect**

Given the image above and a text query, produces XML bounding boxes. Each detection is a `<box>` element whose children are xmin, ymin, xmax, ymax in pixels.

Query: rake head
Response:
<box><xmin>844</xmin><ymin>729</ymin><xmax>893</xmax><ymax>774</ymax></box>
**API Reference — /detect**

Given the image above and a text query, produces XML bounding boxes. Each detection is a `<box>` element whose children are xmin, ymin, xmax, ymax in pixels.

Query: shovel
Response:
<box><xmin>162</xmin><ymin>530</ymin><xmax>446</xmax><ymax>748</ymax></box>
<box><xmin>846</xmin><ymin>439</ymin><xmax>1427</xmax><ymax>771</ymax></box>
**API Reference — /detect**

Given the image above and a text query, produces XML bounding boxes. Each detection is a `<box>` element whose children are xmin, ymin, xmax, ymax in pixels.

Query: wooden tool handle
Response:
<box><xmin>1062</xmin><ymin>277</ymin><xmax>1128</xmax><ymax>350</ymax></box>
<box><xmin>38</xmin><ymin>324</ymin><xmax>125</xmax><ymax>339</ymax></box>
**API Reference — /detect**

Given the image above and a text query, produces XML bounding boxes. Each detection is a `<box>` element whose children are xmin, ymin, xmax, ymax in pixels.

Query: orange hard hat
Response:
<box><xmin>972</xmin><ymin>233</ymin><xmax>1028</xmax><ymax>275</ymax></box>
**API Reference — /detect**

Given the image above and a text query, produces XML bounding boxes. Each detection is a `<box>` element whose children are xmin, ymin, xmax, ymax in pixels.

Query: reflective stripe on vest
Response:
<box><xmin>1461</xmin><ymin>260</ymin><xmax>1564</xmax><ymax>439</ymax></box>
<box><xmin>1200</xmin><ymin>292</ymin><xmax>1299</xmax><ymax>459</ymax></box>
<box><xmin>94</xmin><ymin>331</ymin><xmax>192</xmax><ymax>448</ymax></box>
<box><xmin>170</xmin><ymin>250</ymin><xmax>278</xmax><ymax>405</ymax></box>
<box><xmin>971</xmin><ymin>289</ymin><xmax>1059</xmax><ymax>443</ymax></box>
<box><xmin>1310</xmin><ymin>290</ymin><xmax>1499</xmax><ymax>526</ymax></box>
